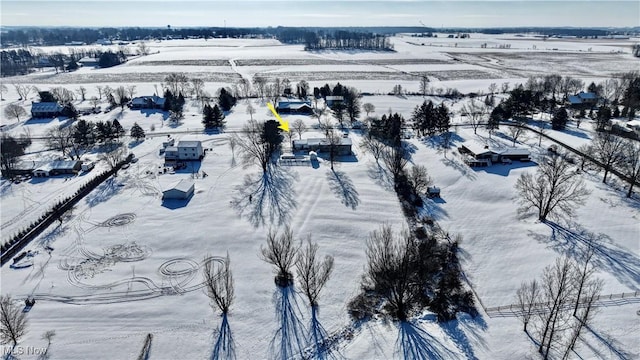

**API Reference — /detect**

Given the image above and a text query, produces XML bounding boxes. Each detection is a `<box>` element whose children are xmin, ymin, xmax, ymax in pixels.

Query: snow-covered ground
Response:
<box><xmin>1</xmin><ymin>35</ymin><xmax>639</xmax><ymax>359</ymax></box>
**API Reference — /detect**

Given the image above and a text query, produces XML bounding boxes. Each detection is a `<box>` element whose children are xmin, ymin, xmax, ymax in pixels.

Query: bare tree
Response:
<box><xmin>40</xmin><ymin>330</ymin><xmax>56</xmax><ymax>359</ymax></box>
<box><xmin>113</xmin><ymin>86</ymin><xmax>130</xmax><ymax>109</ymax></box>
<box><xmin>95</xmin><ymin>85</ymin><xmax>104</xmax><ymax>100</ymax></box>
<box><xmin>507</xmin><ymin>121</ymin><xmax>527</xmax><ymax>147</ymax></box>
<box><xmin>50</xmin><ymin>86</ymin><xmax>75</xmax><ymax>104</ymax></box>
<box><xmin>163</xmin><ymin>72</ymin><xmax>190</xmax><ymax>95</ymax></box>
<box><xmin>488</xmin><ymin>82</ymin><xmax>498</xmax><ymax>95</ymax></box>
<box><xmin>408</xmin><ymin>165</ymin><xmax>433</xmax><ymax>195</ymax></box>
<box><xmin>0</xmin><ymin>295</ymin><xmax>28</xmax><ymax>348</ymax></box>
<box><xmin>245</xmin><ymin>102</ymin><xmax>255</xmax><ymax>121</ymax></box>
<box><xmin>501</xmin><ymin>82</ymin><xmax>510</xmax><ymax>93</ymax></box>
<box><xmin>238</xmin><ymin>78</ymin><xmax>251</xmax><ymax>99</ymax></box>
<box><xmin>126</xmin><ymin>85</ymin><xmax>137</xmax><ymax>99</ymax></box>
<box><xmin>76</xmin><ymin>86</ymin><xmax>87</xmax><ymax>101</ymax></box>
<box><xmin>538</xmin><ymin>257</ymin><xmax>575</xmax><ymax>359</ymax></box>
<box><xmin>100</xmin><ymin>145</ymin><xmax>127</xmax><ymax>177</ymax></box>
<box><xmin>515</xmin><ymin>155</ymin><xmax>590</xmax><ymax>221</ymax></box>
<box><xmin>252</xmin><ymin>75</ymin><xmax>267</xmax><ymax>100</ymax></box>
<box><xmin>620</xmin><ymin>139</ymin><xmax>640</xmax><ymax>197</ymax></box>
<box><xmin>89</xmin><ymin>96</ymin><xmax>100</xmax><ymax>110</ymax></box>
<box><xmin>326</xmin><ymin>129</ymin><xmax>342</xmax><ymax>170</ymax></box>
<box><xmin>363</xmin><ymin>102</ymin><xmax>375</xmax><ymax>117</ymax></box>
<box><xmin>515</xmin><ymin>279</ymin><xmax>541</xmax><ymax>333</ymax></box>
<box><xmin>383</xmin><ymin>145</ymin><xmax>408</xmax><ymax>182</ymax></box>
<box><xmin>45</xmin><ymin>126</ymin><xmax>74</xmax><ymax>158</ymax></box>
<box><xmin>296</xmin><ymin>239</ymin><xmax>334</xmax><ymax>307</ymax></box>
<box><xmin>572</xmin><ymin>235</ymin><xmax>600</xmax><ymax>317</ymax></box>
<box><xmin>460</xmin><ymin>99</ymin><xmax>486</xmax><ymax>134</ymax></box>
<box><xmin>291</xmin><ymin>119</ymin><xmax>307</xmax><ymax>140</ymax></box>
<box><xmin>191</xmin><ymin>78</ymin><xmax>205</xmax><ymax>100</ymax></box>
<box><xmin>318</xmin><ymin>117</ymin><xmax>333</xmax><ymax>138</ymax></box>
<box><xmin>563</xmin><ymin>278</ymin><xmax>603</xmax><ymax>359</ymax></box>
<box><xmin>419</xmin><ymin>76</ymin><xmax>430</xmax><ymax>97</ymax></box>
<box><xmin>137</xmin><ymin>41</ymin><xmax>150</xmax><ymax>56</ymax></box>
<box><xmin>13</xmin><ymin>84</ymin><xmax>32</xmax><ymax>101</ymax></box>
<box><xmin>0</xmin><ymin>83</ymin><xmax>7</xmax><ymax>100</ymax></box>
<box><xmin>591</xmin><ymin>132</ymin><xmax>625</xmax><ymax>184</ymax></box>
<box><xmin>203</xmin><ymin>254</ymin><xmax>235</xmax><ymax>314</ymax></box>
<box><xmin>4</xmin><ymin>104</ymin><xmax>27</xmax><ymax>122</ymax></box>
<box><xmin>359</xmin><ymin>137</ymin><xmax>385</xmax><ymax>165</ymax></box>
<box><xmin>260</xmin><ymin>226</ymin><xmax>298</xmax><ymax>287</ymax></box>
<box><xmin>234</xmin><ymin>119</ymin><xmax>270</xmax><ymax>174</ymax></box>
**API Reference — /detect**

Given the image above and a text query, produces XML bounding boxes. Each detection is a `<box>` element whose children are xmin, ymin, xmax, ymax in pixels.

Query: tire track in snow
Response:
<box><xmin>291</xmin><ymin>174</ymin><xmax>324</xmax><ymax>234</ymax></box>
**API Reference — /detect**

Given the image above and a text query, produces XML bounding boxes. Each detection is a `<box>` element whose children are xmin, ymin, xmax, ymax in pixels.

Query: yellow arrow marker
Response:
<box><xmin>267</xmin><ymin>102</ymin><xmax>290</xmax><ymax>132</ymax></box>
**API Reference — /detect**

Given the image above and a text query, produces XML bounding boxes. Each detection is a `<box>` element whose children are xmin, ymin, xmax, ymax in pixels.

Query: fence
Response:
<box><xmin>1</xmin><ymin>159</ymin><xmax>129</xmax><ymax>266</ymax></box>
<box><xmin>484</xmin><ymin>291</ymin><xmax>640</xmax><ymax>318</ymax></box>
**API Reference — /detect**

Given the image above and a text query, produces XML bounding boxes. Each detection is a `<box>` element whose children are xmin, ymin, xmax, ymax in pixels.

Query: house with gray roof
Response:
<box><xmin>31</xmin><ymin>102</ymin><xmax>63</xmax><ymax>118</ymax></box>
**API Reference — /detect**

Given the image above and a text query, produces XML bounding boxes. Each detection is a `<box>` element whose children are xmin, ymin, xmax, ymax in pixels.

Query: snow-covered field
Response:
<box><xmin>1</xmin><ymin>34</ymin><xmax>639</xmax><ymax>359</ymax></box>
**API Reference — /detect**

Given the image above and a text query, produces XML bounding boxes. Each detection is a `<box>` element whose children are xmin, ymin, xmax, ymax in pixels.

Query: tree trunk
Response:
<box><xmin>627</xmin><ymin>183</ymin><xmax>634</xmax><ymax>198</ymax></box>
<box><xmin>603</xmin><ymin>169</ymin><xmax>609</xmax><ymax>183</ymax></box>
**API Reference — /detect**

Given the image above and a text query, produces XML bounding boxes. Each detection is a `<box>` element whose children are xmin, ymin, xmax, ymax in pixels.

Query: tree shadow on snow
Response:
<box><xmin>396</xmin><ymin>320</ymin><xmax>457</xmax><ymax>360</ymax></box>
<box><xmin>270</xmin><ymin>285</ymin><xmax>307</xmax><ymax>360</ymax></box>
<box><xmin>440</xmin><ymin>157</ymin><xmax>477</xmax><ymax>181</ymax></box>
<box><xmin>439</xmin><ymin>313</ymin><xmax>488</xmax><ymax>360</ymax></box>
<box><xmin>84</xmin><ymin>177</ymin><xmax>124</xmax><ymax>207</ymax></box>
<box><xmin>581</xmin><ymin>325</ymin><xmax>634</xmax><ymax>360</ymax></box>
<box><xmin>303</xmin><ymin>305</ymin><xmax>342</xmax><ymax>360</ymax></box>
<box><xmin>326</xmin><ymin>169</ymin><xmax>359</xmax><ymax>210</ymax></box>
<box><xmin>529</xmin><ymin>221</ymin><xmax>640</xmax><ymax>290</ymax></box>
<box><xmin>367</xmin><ymin>162</ymin><xmax>394</xmax><ymax>191</ymax></box>
<box><xmin>210</xmin><ymin>313</ymin><xmax>236</xmax><ymax>360</ymax></box>
<box><xmin>419</xmin><ymin>197</ymin><xmax>449</xmax><ymax>221</ymax></box>
<box><xmin>230</xmin><ymin>166</ymin><xmax>298</xmax><ymax>228</ymax></box>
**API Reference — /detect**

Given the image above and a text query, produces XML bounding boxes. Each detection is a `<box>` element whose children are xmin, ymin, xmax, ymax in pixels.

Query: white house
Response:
<box><xmin>162</xmin><ymin>179</ymin><xmax>195</xmax><ymax>200</ymax></box>
<box><xmin>164</xmin><ymin>140</ymin><xmax>204</xmax><ymax>162</ymax></box>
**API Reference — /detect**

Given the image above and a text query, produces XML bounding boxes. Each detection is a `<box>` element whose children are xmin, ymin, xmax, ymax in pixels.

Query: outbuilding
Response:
<box><xmin>162</xmin><ymin>179</ymin><xmax>195</xmax><ymax>200</ymax></box>
<box><xmin>31</xmin><ymin>102</ymin><xmax>63</xmax><ymax>118</ymax></box>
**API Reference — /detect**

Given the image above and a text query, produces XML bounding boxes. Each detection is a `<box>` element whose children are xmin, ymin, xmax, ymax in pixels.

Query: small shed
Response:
<box><xmin>162</xmin><ymin>179</ymin><xmax>195</xmax><ymax>200</ymax></box>
<box><xmin>427</xmin><ymin>186</ymin><xmax>441</xmax><ymax>198</ymax></box>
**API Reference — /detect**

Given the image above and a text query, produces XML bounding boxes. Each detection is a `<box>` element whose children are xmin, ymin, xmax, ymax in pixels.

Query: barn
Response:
<box><xmin>162</xmin><ymin>179</ymin><xmax>195</xmax><ymax>200</ymax></box>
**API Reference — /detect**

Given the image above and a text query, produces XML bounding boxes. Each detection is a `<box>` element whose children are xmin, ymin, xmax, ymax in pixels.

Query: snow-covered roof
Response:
<box><xmin>325</xmin><ymin>96</ymin><xmax>344</xmax><ymax>101</ymax></box>
<box><xmin>131</xmin><ymin>96</ymin><xmax>165</xmax><ymax>106</ymax></box>
<box><xmin>568</xmin><ymin>95</ymin><xmax>582</xmax><ymax>104</ymax></box>
<box><xmin>277</xmin><ymin>101</ymin><xmax>312</xmax><ymax>110</ymax></box>
<box><xmin>31</xmin><ymin>102</ymin><xmax>62</xmax><ymax>113</ymax></box>
<box><xmin>177</xmin><ymin>141</ymin><xmax>201</xmax><ymax>148</ymax></box>
<box><xmin>165</xmin><ymin>146</ymin><xmax>178</xmax><ymax>152</ymax></box>
<box><xmin>461</xmin><ymin>143</ymin><xmax>495</xmax><ymax>156</ymax></box>
<box><xmin>164</xmin><ymin>179</ymin><xmax>194</xmax><ymax>194</ymax></box>
<box><xmin>34</xmin><ymin>160</ymin><xmax>80</xmax><ymax>172</ymax></box>
<box><xmin>578</xmin><ymin>92</ymin><xmax>597</xmax><ymax>99</ymax></box>
<box><xmin>293</xmin><ymin>137</ymin><xmax>352</xmax><ymax>146</ymax></box>
<box><xmin>499</xmin><ymin>149</ymin><xmax>531</xmax><ymax>156</ymax></box>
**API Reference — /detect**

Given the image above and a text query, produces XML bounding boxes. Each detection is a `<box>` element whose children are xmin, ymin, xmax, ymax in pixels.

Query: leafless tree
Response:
<box><xmin>245</xmin><ymin>102</ymin><xmax>255</xmax><ymax>121</ymax></box>
<box><xmin>163</xmin><ymin>72</ymin><xmax>190</xmax><ymax>95</ymax></box>
<box><xmin>260</xmin><ymin>226</ymin><xmax>298</xmax><ymax>287</ymax></box>
<box><xmin>237</xmin><ymin>78</ymin><xmax>251</xmax><ymax>99</ymax></box>
<box><xmin>488</xmin><ymin>82</ymin><xmax>498</xmax><ymax>95</ymax></box>
<box><xmin>76</xmin><ymin>86</ymin><xmax>87</xmax><ymax>101</ymax></box>
<box><xmin>313</xmin><ymin>105</ymin><xmax>326</xmax><ymax>126</ymax></box>
<box><xmin>126</xmin><ymin>85</ymin><xmax>137</xmax><ymax>99</ymax></box>
<box><xmin>619</xmin><ymin>139</ymin><xmax>640</xmax><ymax>197</ymax></box>
<box><xmin>291</xmin><ymin>119</ymin><xmax>307</xmax><ymax>140</ymax></box>
<box><xmin>4</xmin><ymin>104</ymin><xmax>27</xmax><ymax>122</ymax></box>
<box><xmin>572</xmin><ymin>234</ymin><xmax>601</xmax><ymax>317</ymax></box>
<box><xmin>296</xmin><ymin>239</ymin><xmax>334</xmax><ymax>307</ymax></box>
<box><xmin>191</xmin><ymin>78</ymin><xmax>205</xmax><ymax>100</ymax></box>
<box><xmin>363</xmin><ymin>102</ymin><xmax>375</xmax><ymax>117</ymax></box>
<box><xmin>359</xmin><ymin>137</ymin><xmax>385</xmax><ymax>165</ymax></box>
<box><xmin>45</xmin><ymin>126</ymin><xmax>74</xmax><ymax>158</ymax></box>
<box><xmin>113</xmin><ymin>86</ymin><xmax>130</xmax><ymax>109</ymax></box>
<box><xmin>408</xmin><ymin>165</ymin><xmax>433</xmax><ymax>195</ymax></box>
<box><xmin>253</xmin><ymin>75</ymin><xmax>267</xmax><ymax>99</ymax></box>
<box><xmin>234</xmin><ymin>119</ymin><xmax>270</xmax><ymax>174</ymax></box>
<box><xmin>501</xmin><ymin>82</ymin><xmax>510</xmax><ymax>93</ymax></box>
<box><xmin>515</xmin><ymin>154</ymin><xmax>590</xmax><ymax>221</ymax></box>
<box><xmin>100</xmin><ymin>144</ymin><xmax>127</xmax><ymax>177</ymax></box>
<box><xmin>537</xmin><ymin>257</ymin><xmax>575</xmax><ymax>359</ymax></box>
<box><xmin>95</xmin><ymin>85</ymin><xmax>104</xmax><ymax>100</ymax></box>
<box><xmin>460</xmin><ymin>98</ymin><xmax>486</xmax><ymax>134</ymax></box>
<box><xmin>591</xmin><ymin>132</ymin><xmax>625</xmax><ymax>184</ymax></box>
<box><xmin>50</xmin><ymin>86</ymin><xmax>75</xmax><ymax>104</ymax></box>
<box><xmin>318</xmin><ymin>117</ymin><xmax>333</xmax><ymax>138</ymax></box>
<box><xmin>326</xmin><ymin>129</ymin><xmax>342</xmax><ymax>170</ymax></box>
<box><xmin>14</xmin><ymin>84</ymin><xmax>33</xmax><ymax>101</ymax></box>
<box><xmin>89</xmin><ymin>96</ymin><xmax>100</xmax><ymax>110</ymax></box>
<box><xmin>506</xmin><ymin>121</ymin><xmax>527</xmax><ymax>147</ymax></box>
<box><xmin>562</xmin><ymin>278</ymin><xmax>603</xmax><ymax>359</ymax></box>
<box><xmin>383</xmin><ymin>145</ymin><xmax>408</xmax><ymax>182</ymax></box>
<box><xmin>537</xmin><ymin>125</ymin><xmax>547</xmax><ymax>147</ymax></box>
<box><xmin>0</xmin><ymin>295</ymin><xmax>28</xmax><ymax>348</ymax></box>
<box><xmin>0</xmin><ymin>83</ymin><xmax>7</xmax><ymax>100</ymax></box>
<box><xmin>137</xmin><ymin>41</ymin><xmax>150</xmax><ymax>56</ymax></box>
<box><xmin>203</xmin><ymin>254</ymin><xmax>235</xmax><ymax>314</ymax></box>
<box><xmin>39</xmin><ymin>330</ymin><xmax>56</xmax><ymax>360</ymax></box>
<box><xmin>419</xmin><ymin>76</ymin><xmax>430</xmax><ymax>97</ymax></box>
<box><xmin>516</xmin><ymin>279</ymin><xmax>541</xmax><ymax>333</ymax></box>
<box><xmin>102</xmin><ymin>85</ymin><xmax>113</xmax><ymax>100</ymax></box>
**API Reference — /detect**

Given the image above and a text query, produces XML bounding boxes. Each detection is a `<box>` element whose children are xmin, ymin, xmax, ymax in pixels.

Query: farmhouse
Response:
<box><xmin>293</xmin><ymin>137</ymin><xmax>352</xmax><ymax>156</ymax></box>
<box><xmin>459</xmin><ymin>143</ymin><xmax>531</xmax><ymax>166</ymax></box>
<box><xmin>276</xmin><ymin>101</ymin><xmax>313</xmax><ymax>115</ymax></box>
<box><xmin>162</xmin><ymin>179</ymin><xmax>195</xmax><ymax>200</ymax></box>
<box><xmin>130</xmin><ymin>96</ymin><xmax>166</xmax><ymax>110</ymax></box>
<box><xmin>32</xmin><ymin>160</ymin><xmax>82</xmax><ymax>177</ymax></box>
<box><xmin>568</xmin><ymin>92</ymin><xmax>599</xmax><ymax>108</ymax></box>
<box><xmin>164</xmin><ymin>140</ymin><xmax>204</xmax><ymax>162</ymax></box>
<box><xmin>78</xmin><ymin>56</ymin><xmax>99</xmax><ymax>67</ymax></box>
<box><xmin>31</xmin><ymin>102</ymin><xmax>63</xmax><ymax>118</ymax></box>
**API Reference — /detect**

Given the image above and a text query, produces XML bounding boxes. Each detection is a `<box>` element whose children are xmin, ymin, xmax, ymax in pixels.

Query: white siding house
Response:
<box><xmin>164</xmin><ymin>141</ymin><xmax>204</xmax><ymax>162</ymax></box>
<box><xmin>162</xmin><ymin>179</ymin><xmax>195</xmax><ymax>200</ymax></box>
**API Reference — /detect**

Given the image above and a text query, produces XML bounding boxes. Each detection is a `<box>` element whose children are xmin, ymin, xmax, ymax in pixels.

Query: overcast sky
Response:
<box><xmin>2</xmin><ymin>1</ymin><xmax>638</xmax><ymax>28</ymax></box>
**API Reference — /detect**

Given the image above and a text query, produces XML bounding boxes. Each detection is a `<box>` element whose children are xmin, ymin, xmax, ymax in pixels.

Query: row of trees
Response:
<box><xmin>303</xmin><ymin>31</ymin><xmax>393</xmax><ymax>51</ymax></box>
<box><xmin>1</xmin><ymin>47</ymin><xmax>128</xmax><ymax>76</ymax></box>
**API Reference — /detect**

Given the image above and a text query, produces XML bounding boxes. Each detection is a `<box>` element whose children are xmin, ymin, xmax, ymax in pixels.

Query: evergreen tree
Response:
<box><xmin>436</xmin><ymin>103</ymin><xmax>450</xmax><ymax>134</ymax></box>
<box><xmin>38</xmin><ymin>91</ymin><xmax>56</xmax><ymax>103</ymax></box>
<box><xmin>61</xmin><ymin>103</ymin><xmax>79</xmax><ymax>120</ymax></box>
<box><xmin>73</xmin><ymin>120</ymin><xmax>95</xmax><ymax>146</ymax></box>
<box><xmin>211</xmin><ymin>104</ymin><xmax>225</xmax><ymax>128</ymax></box>
<box><xmin>112</xmin><ymin>119</ymin><xmax>125</xmax><ymax>138</ymax></box>
<box><xmin>130</xmin><ymin>122</ymin><xmax>145</xmax><ymax>141</ymax></box>
<box><xmin>163</xmin><ymin>89</ymin><xmax>174</xmax><ymax>112</ymax></box>
<box><xmin>612</xmin><ymin>106</ymin><xmax>620</xmax><ymax>118</ymax></box>
<box><xmin>551</xmin><ymin>107</ymin><xmax>568</xmax><ymax>130</ymax></box>
<box><xmin>595</xmin><ymin>106</ymin><xmax>612</xmax><ymax>131</ymax></box>
<box><xmin>202</xmin><ymin>104</ymin><xmax>214</xmax><ymax>128</ymax></box>
<box><xmin>218</xmin><ymin>88</ymin><xmax>237</xmax><ymax>112</ymax></box>
<box><xmin>263</xmin><ymin>119</ymin><xmax>283</xmax><ymax>158</ymax></box>
<box><xmin>344</xmin><ymin>87</ymin><xmax>361</xmax><ymax>124</ymax></box>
